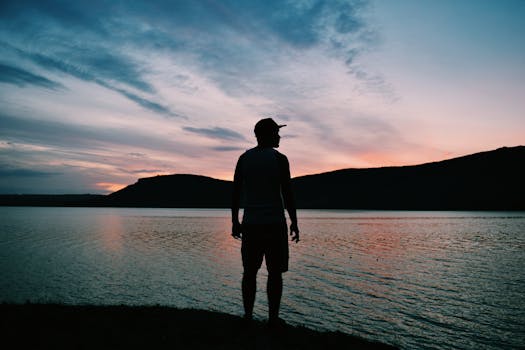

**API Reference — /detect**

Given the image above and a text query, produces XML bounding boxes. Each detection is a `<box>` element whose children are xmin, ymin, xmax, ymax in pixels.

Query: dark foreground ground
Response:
<box><xmin>1</xmin><ymin>304</ymin><xmax>397</xmax><ymax>349</ymax></box>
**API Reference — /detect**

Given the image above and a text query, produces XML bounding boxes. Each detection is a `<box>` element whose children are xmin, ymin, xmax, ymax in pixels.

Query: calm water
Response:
<box><xmin>1</xmin><ymin>207</ymin><xmax>524</xmax><ymax>349</ymax></box>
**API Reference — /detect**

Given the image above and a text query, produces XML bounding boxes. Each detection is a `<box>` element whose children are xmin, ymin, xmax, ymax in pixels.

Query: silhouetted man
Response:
<box><xmin>231</xmin><ymin>118</ymin><xmax>300</xmax><ymax>327</ymax></box>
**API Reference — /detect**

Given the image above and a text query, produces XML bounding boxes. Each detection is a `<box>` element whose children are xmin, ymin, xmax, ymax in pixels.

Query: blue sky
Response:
<box><xmin>1</xmin><ymin>0</ymin><xmax>524</xmax><ymax>193</ymax></box>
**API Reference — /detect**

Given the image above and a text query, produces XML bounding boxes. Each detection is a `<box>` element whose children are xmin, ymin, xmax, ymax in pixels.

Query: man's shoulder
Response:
<box><xmin>239</xmin><ymin>146</ymin><xmax>257</xmax><ymax>156</ymax></box>
<box><xmin>273</xmin><ymin>149</ymin><xmax>288</xmax><ymax>162</ymax></box>
<box><xmin>241</xmin><ymin>147</ymin><xmax>288</xmax><ymax>161</ymax></box>
<box><xmin>238</xmin><ymin>148</ymin><xmax>255</xmax><ymax>161</ymax></box>
<box><xmin>243</xmin><ymin>147</ymin><xmax>258</xmax><ymax>155</ymax></box>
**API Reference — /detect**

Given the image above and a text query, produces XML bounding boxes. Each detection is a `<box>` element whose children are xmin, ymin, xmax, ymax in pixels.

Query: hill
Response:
<box><xmin>106</xmin><ymin>174</ymin><xmax>232</xmax><ymax>208</ymax></box>
<box><xmin>105</xmin><ymin>145</ymin><xmax>524</xmax><ymax>210</ymax></box>
<box><xmin>293</xmin><ymin>146</ymin><xmax>524</xmax><ymax>210</ymax></box>
<box><xmin>1</xmin><ymin>146</ymin><xmax>524</xmax><ymax>210</ymax></box>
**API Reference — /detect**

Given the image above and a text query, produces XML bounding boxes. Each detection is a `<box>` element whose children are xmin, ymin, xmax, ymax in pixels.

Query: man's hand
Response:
<box><xmin>290</xmin><ymin>222</ymin><xmax>300</xmax><ymax>243</ymax></box>
<box><xmin>232</xmin><ymin>221</ymin><xmax>242</xmax><ymax>240</ymax></box>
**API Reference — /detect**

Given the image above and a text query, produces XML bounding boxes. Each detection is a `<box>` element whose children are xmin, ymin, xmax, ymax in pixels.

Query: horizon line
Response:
<box><xmin>1</xmin><ymin>144</ymin><xmax>522</xmax><ymax>196</ymax></box>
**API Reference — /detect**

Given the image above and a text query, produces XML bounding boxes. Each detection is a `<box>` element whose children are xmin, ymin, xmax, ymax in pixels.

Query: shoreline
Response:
<box><xmin>2</xmin><ymin>303</ymin><xmax>397</xmax><ymax>349</ymax></box>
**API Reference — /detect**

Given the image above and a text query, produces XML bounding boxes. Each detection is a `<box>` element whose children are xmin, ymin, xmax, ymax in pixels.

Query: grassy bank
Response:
<box><xmin>1</xmin><ymin>303</ymin><xmax>397</xmax><ymax>349</ymax></box>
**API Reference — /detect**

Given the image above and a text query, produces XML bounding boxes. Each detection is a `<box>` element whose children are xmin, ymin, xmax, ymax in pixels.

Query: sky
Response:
<box><xmin>1</xmin><ymin>0</ymin><xmax>524</xmax><ymax>194</ymax></box>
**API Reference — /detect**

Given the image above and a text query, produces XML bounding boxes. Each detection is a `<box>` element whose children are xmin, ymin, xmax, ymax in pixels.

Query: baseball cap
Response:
<box><xmin>254</xmin><ymin>118</ymin><xmax>286</xmax><ymax>136</ymax></box>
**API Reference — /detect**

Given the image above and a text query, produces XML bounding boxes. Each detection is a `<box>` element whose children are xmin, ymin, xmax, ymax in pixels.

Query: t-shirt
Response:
<box><xmin>235</xmin><ymin>147</ymin><xmax>288</xmax><ymax>225</ymax></box>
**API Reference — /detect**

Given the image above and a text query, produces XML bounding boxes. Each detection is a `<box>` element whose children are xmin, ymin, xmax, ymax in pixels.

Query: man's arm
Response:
<box><xmin>280</xmin><ymin>155</ymin><xmax>299</xmax><ymax>243</ymax></box>
<box><xmin>231</xmin><ymin>155</ymin><xmax>243</xmax><ymax>239</ymax></box>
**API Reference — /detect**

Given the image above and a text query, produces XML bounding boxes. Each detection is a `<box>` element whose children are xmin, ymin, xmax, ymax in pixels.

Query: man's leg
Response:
<box><xmin>241</xmin><ymin>225</ymin><xmax>263</xmax><ymax>320</ymax></box>
<box><xmin>242</xmin><ymin>269</ymin><xmax>257</xmax><ymax>319</ymax></box>
<box><xmin>266</xmin><ymin>223</ymin><xmax>288</xmax><ymax>324</ymax></box>
<box><xmin>267</xmin><ymin>271</ymin><xmax>282</xmax><ymax>322</ymax></box>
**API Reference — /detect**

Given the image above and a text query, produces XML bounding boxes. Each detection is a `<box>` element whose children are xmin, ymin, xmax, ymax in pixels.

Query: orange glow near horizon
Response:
<box><xmin>141</xmin><ymin>153</ymin><xmax>449</xmax><ymax>183</ymax></box>
<box><xmin>90</xmin><ymin>144</ymin><xmax>522</xmax><ymax>192</ymax></box>
<box><xmin>95</xmin><ymin>182</ymin><xmax>127</xmax><ymax>193</ymax></box>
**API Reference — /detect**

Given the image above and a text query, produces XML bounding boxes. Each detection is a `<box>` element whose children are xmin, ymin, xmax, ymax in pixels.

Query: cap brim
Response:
<box><xmin>278</xmin><ymin>124</ymin><xmax>287</xmax><ymax>128</ymax></box>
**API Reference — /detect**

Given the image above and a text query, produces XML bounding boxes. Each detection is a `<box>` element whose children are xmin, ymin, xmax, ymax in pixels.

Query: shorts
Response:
<box><xmin>241</xmin><ymin>223</ymin><xmax>289</xmax><ymax>273</ymax></box>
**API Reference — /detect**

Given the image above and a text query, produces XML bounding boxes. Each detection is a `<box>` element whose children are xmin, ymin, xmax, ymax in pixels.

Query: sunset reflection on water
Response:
<box><xmin>95</xmin><ymin>211</ymin><xmax>125</xmax><ymax>253</ymax></box>
<box><xmin>1</xmin><ymin>208</ymin><xmax>524</xmax><ymax>350</ymax></box>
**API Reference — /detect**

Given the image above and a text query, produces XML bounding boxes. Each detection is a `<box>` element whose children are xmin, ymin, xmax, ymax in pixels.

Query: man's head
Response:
<box><xmin>254</xmin><ymin>118</ymin><xmax>286</xmax><ymax>148</ymax></box>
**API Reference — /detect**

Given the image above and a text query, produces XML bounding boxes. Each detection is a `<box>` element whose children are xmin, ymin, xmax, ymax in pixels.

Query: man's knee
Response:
<box><xmin>267</xmin><ymin>271</ymin><xmax>282</xmax><ymax>281</ymax></box>
<box><xmin>243</xmin><ymin>268</ymin><xmax>258</xmax><ymax>279</ymax></box>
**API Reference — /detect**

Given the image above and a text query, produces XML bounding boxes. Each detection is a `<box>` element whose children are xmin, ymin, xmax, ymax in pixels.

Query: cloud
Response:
<box><xmin>3</xmin><ymin>40</ymin><xmax>153</xmax><ymax>90</ymax></box>
<box><xmin>215</xmin><ymin>0</ymin><xmax>367</xmax><ymax>47</ymax></box>
<box><xmin>347</xmin><ymin>65</ymin><xmax>397</xmax><ymax>101</ymax></box>
<box><xmin>110</xmin><ymin>87</ymin><xmax>184</xmax><ymax>118</ymax></box>
<box><xmin>211</xmin><ymin>146</ymin><xmax>245</xmax><ymax>152</ymax></box>
<box><xmin>0</xmin><ymin>0</ymin><xmax>380</xmax><ymax>105</ymax></box>
<box><xmin>1</xmin><ymin>34</ymin><xmax>182</xmax><ymax>117</ymax></box>
<box><xmin>0</xmin><ymin>0</ymin><xmax>404</xmax><ymax>193</ymax></box>
<box><xmin>0</xmin><ymin>162</ymin><xmax>63</xmax><ymax>194</ymax></box>
<box><xmin>0</xmin><ymin>163</ymin><xmax>103</xmax><ymax>194</ymax></box>
<box><xmin>73</xmin><ymin>49</ymin><xmax>154</xmax><ymax>93</ymax></box>
<box><xmin>0</xmin><ymin>62</ymin><xmax>63</xmax><ymax>90</ymax></box>
<box><xmin>130</xmin><ymin>169</ymin><xmax>162</xmax><ymax>174</ymax></box>
<box><xmin>11</xmin><ymin>48</ymin><xmax>181</xmax><ymax>117</ymax></box>
<box><xmin>116</xmin><ymin>168</ymin><xmax>163</xmax><ymax>174</ymax></box>
<box><xmin>183</xmin><ymin>127</ymin><xmax>246</xmax><ymax>141</ymax></box>
<box><xmin>0</xmin><ymin>112</ymin><xmax>192</xmax><ymax>156</ymax></box>
<box><xmin>0</xmin><ymin>112</ymin><xmax>198</xmax><ymax>193</ymax></box>
<box><xmin>181</xmin><ymin>1</ymin><xmax>372</xmax><ymax>95</ymax></box>
<box><xmin>127</xmin><ymin>152</ymin><xmax>146</xmax><ymax>158</ymax></box>
<box><xmin>0</xmin><ymin>167</ymin><xmax>59</xmax><ymax>177</ymax></box>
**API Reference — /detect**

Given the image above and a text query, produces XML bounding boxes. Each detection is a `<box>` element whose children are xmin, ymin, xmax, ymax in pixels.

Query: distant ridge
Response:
<box><xmin>106</xmin><ymin>174</ymin><xmax>232</xmax><ymax>208</ymax></box>
<box><xmin>292</xmin><ymin>146</ymin><xmax>524</xmax><ymax>210</ymax></box>
<box><xmin>1</xmin><ymin>146</ymin><xmax>524</xmax><ymax>210</ymax></box>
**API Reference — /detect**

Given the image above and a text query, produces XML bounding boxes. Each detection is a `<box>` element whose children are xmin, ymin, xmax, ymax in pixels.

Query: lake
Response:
<box><xmin>1</xmin><ymin>207</ymin><xmax>524</xmax><ymax>349</ymax></box>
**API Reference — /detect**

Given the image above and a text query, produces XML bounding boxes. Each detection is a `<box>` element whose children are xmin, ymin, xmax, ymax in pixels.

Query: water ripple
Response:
<box><xmin>1</xmin><ymin>208</ymin><xmax>525</xmax><ymax>349</ymax></box>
